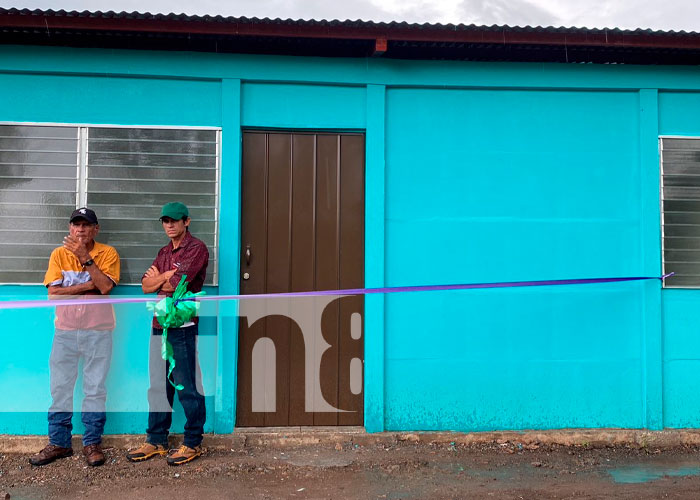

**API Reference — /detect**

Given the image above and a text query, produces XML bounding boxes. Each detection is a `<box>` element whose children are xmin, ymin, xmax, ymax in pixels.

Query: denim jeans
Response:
<box><xmin>48</xmin><ymin>329</ymin><xmax>113</xmax><ymax>448</ymax></box>
<box><xmin>147</xmin><ymin>325</ymin><xmax>205</xmax><ymax>448</ymax></box>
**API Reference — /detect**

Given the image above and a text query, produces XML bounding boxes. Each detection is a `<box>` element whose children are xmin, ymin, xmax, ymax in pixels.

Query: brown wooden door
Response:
<box><xmin>237</xmin><ymin>131</ymin><xmax>364</xmax><ymax>426</ymax></box>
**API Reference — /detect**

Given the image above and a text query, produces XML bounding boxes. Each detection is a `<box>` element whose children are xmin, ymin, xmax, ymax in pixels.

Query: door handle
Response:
<box><xmin>245</xmin><ymin>245</ymin><xmax>251</xmax><ymax>266</ymax></box>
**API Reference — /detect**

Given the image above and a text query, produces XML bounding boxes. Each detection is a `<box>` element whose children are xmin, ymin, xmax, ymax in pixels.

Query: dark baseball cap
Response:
<box><xmin>160</xmin><ymin>202</ymin><xmax>189</xmax><ymax>220</ymax></box>
<box><xmin>70</xmin><ymin>207</ymin><xmax>98</xmax><ymax>224</ymax></box>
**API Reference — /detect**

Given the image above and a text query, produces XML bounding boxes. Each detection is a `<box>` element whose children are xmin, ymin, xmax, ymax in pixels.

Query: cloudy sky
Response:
<box><xmin>3</xmin><ymin>0</ymin><xmax>699</xmax><ymax>32</ymax></box>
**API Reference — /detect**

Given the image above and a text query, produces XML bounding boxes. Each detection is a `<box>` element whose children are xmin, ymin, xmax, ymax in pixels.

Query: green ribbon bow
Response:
<box><xmin>147</xmin><ymin>274</ymin><xmax>205</xmax><ymax>390</ymax></box>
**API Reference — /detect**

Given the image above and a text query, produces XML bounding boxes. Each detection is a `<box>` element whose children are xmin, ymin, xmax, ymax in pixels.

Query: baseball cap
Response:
<box><xmin>70</xmin><ymin>207</ymin><xmax>98</xmax><ymax>224</ymax></box>
<box><xmin>160</xmin><ymin>202</ymin><xmax>189</xmax><ymax>220</ymax></box>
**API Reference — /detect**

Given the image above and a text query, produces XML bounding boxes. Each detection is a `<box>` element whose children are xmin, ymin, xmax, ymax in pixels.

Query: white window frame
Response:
<box><xmin>0</xmin><ymin>121</ymin><xmax>222</xmax><ymax>286</ymax></box>
<box><xmin>660</xmin><ymin>134</ymin><xmax>700</xmax><ymax>289</ymax></box>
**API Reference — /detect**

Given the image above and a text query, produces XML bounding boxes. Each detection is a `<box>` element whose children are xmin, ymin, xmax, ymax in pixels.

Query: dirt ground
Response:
<box><xmin>3</xmin><ymin>440</ymin><xmax>700</xmax><ymax>499</ymax></box>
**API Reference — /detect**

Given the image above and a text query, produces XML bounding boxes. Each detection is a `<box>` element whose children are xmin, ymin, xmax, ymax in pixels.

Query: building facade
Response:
<box><xmin>2</xmin><ymin>10</ymin><xmax>700</xmax><ymax>435</ymax></box>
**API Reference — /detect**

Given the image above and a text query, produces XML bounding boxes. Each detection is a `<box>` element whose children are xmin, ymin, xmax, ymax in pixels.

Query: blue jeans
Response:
<box><xmin>48</xmin><ymin>329</ymin><xmax>113</xmax><ymax>448</ymax></box>
<box><xmin>147</xmin><ymin>325</ymin><xmax>206</xmax><ymax>449</ymax></box>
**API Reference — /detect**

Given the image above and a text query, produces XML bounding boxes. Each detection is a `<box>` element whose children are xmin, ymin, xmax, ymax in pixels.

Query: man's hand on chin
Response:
<box><xmin>63</xmin><ymin>235</ymin><xmax>90</xmax><ymax>263</ymax></box>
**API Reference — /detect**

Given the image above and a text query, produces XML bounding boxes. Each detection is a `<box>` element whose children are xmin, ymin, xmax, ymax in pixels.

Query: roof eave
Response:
<box><xmin>2</xmin><ymin>10</ymin><xmax>700</xmax><ymax>51</ymax></box>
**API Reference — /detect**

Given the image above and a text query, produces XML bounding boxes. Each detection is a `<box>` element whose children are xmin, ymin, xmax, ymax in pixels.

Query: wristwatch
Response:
<box><xmin>83</xmin><ymin>258</ymin><xmax>95</xmax><ymax>267</ymax></box>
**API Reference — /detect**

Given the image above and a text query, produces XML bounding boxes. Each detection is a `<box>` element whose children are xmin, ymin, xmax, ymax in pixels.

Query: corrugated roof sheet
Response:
<box><xmin>2</xmin><ymin>8</ymin><xmax>700</xmax><ymax>64</ymax></box>
<box><xmin>3</xmin><ymin>7</ymin><xmax>700</xmax><ymax>36</ymax></box>
<box><xmin>0</xmin><ymin>7</ymin><xmax>697</xmax><ymax>35</ymax></box>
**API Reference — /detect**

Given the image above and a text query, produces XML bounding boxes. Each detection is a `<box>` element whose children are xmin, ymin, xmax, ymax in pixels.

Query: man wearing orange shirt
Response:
<box><xmin>29</xmin><ymin>208</ymin><xmax>120</xmax><ymax>468</ymax></box>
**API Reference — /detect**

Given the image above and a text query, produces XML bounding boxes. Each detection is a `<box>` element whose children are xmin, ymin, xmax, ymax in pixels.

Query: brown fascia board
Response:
<box><xmin>2</xmin><ymin>11</ymin><xmax>700</xmax><ymax>51</ymax></box>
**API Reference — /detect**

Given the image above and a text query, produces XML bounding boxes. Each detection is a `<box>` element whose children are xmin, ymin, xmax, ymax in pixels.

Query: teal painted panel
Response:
<box><xmin>638</xmin><ymin>89</ymin><xmax>662</xmax><ymax>429</ymax></box>
<box><xmin>241</xmin><ymin>83</ymin><xmax>365</xmax><ymax>129</ymax></box>
<box><xmin>0</xmin><ymin>286</ymin><xmax>218</xmax><ymax>435</ymax></box>
<box><xmin>662</xmin><ymin>289</ymin><xmax>700</xmax><ymax>427</ymax></box>
<box><xmin>384</xmin><ymin>285</ymin><xmax>645</xmax><ymax>429</ymax></box>
<box><xmin>364</xmin><ymin>84</ymin><xmax>387</xmax><ymax>432</ymax></box>
<box><xmin>385</xmin><ymin>358</ymin><xmax>643</xmax><ymax>431</ymax></box>
<box><xmin>383</xmin><ymin>88</ymin><xmax>646</xmax><ymax>430</ymax></box>
<box><xmin>658</xmin><ymin>92</ymin><xmax>700</xmax><ymax>427</ymax></box>
<box><xmin>386</xmin><ymin>89</ymin><xmax>639</xmax><ymax>219</ymax></box>
<box><xmin>385</xmin><ymin>285</ymin><xmax>642</xmax><ymax>361</ymax></box>
<box><xmin>0</xmin><ymin>73</ymin><xmax>221</xmax><ymax>126</ymax></box>
<box><xmin>0</xmin><ymin>292</ymin><xmax>54</xmax><ymax>431</ymax></box>
<box><xmin>387</xmin><ymin>219</ymin><xmax>640</xmax><ymax>286</ymax></box>
<box><xmin>385</xmin><ymin>89</ymin><xmax>641</xmax><ymax>285</ymax></box>
<box><xmin>659</xmin><ymin>92</ymin><xmax>700</xmax><ymax>136</ymax></box>
<box><xmin>5</xmin><ymin>45</ymin><xmax>700</xmax><ymax>91</ymax></box>
<box><xmin>215</xmin><ymin>78</ymin><xmax>242</xmax><ymax>433</ymax></box>
<box><xmin>662</xmin><ymin>290</ymin><xmax>700</xmax><ymax>360</ymax></box>
<box><xmin>664</xmin><ymin>360</ymin><xmax>700</xmax><ymax>428</ymax></box>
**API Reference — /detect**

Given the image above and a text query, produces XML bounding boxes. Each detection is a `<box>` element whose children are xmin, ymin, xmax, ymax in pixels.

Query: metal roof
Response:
<box><xmin>2</xmin><ymin>8</ymin><xmax>700</xmax><ymax>64</ymax></box>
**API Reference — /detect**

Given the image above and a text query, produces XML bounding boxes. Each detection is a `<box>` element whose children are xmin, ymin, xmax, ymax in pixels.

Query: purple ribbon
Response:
<box><xmin>0</xmin><ymin>273</ymin><xmax>674</xmax><ymax>311</ymax></box>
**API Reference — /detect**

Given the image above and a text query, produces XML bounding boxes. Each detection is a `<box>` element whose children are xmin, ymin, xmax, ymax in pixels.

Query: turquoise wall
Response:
<box><xmin>659</xmin><ymin>91</ymin><xmax>700</xmax><ymax>428</ymax></box>
<box><xmin>383</xmin><ymin>88</ymin><xmax>647</xmax><ymax>430</ymax></box>
<box><xmin>0</xmin><ymin>44</ymin><xmax>698</xmax><ymax>434</ymax></box>
<box><xmin>0</xmin><ymin>287</ymin><xmax>219</xmax><ymax>434</ymax></box>
<box><xmin>0</xmin><ymin>69</ymin><xmax>223</xmax><ymax>435</ymax></box>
